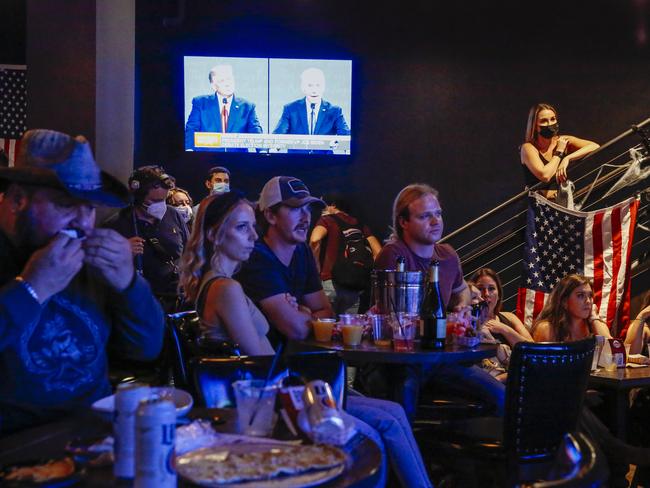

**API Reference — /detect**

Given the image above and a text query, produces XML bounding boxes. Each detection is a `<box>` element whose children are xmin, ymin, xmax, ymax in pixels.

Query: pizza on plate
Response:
<box><xmin>2</xmin><ymin>457</ymin><xmax>75</xmax><ymax>483</ymax></box>
<box><xmin>177</xmin><ymin>444</ymin><xmax>347</xmax><ymax>484</ymax></box>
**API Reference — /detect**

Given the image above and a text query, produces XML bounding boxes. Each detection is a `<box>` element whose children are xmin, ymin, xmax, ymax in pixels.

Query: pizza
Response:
<box><xmin>2</xmin><ymin>457</ymin><xmax>75</xmax><ymax>483</ymax></box>
<box><xmin>177</xmin><ymin>444</ymin><xmax>347</xmax><ymax>484</ymax></box>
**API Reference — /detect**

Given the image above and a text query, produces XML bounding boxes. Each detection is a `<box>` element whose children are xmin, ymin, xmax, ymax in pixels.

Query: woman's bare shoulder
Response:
<box><xmin>207</xmin><ymin>277</ymin><xmax>245</xmax><ymax>300</ymax></box>
<box><xmin>532</xmin><ymin>321</ymin><xmax>555</xmax><ymax>342</ymax></box>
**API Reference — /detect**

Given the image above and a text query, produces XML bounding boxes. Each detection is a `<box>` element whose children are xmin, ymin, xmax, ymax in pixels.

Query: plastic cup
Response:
<box><xmin>339</xmin><ymin>314</ymin><xmax>366</xmax><ymax>326</ymax></box>
<box><xmin>368</xmin><ymin>313</ymin><xmax>392</xmax><ymax>347</ymax></box>
<box><xmin>391</xmin><ymin>313</ymin><xmax>417</xmax><ymax>352</ymax></box>
<box><xmin>591</xmin><ymin>335</ymin><xmax>605</xmax><ymax>371</ymax></box>
<box><xmin>232</xmin><ymin>380</ymin><xmax>279</xmax><ymax>436</ymax></box>
<box><xmin>312</xmin><ymin>318</ymin><xmax>336</xmax><ymax>342</ymax></box>
<box><xmin>341</xmin><ymin>325</ymin><xmax>364</xmax><ymax>346</ymax></box>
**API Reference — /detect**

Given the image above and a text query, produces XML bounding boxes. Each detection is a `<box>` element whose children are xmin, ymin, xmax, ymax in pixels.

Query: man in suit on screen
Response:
<box><xmin>185</xmin><ymin>65</ymin><xmax>263</xmax><ymax>150</ymax></box>
<box><xmin>273</xmin><ymin>68</ymin><xmax>350</xmax><ymax>136</ymax></box>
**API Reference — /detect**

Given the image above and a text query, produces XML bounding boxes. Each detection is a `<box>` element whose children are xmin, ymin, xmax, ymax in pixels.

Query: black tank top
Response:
<box><xmin>522</xmin><ymin>150</ymin><xmax>557</xmax><ymax>191</ymax></box>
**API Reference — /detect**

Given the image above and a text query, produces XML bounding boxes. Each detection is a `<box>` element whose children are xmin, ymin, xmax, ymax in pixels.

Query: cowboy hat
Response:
<box><xmin>0</xmin><ymin>129</ymin><xmax>129</xmax><ymax>207</ymax></box>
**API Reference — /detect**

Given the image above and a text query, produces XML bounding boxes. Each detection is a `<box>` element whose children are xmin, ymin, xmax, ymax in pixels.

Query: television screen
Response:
<box><xmin>183</xmin><ymin>56</ymin><xmax>352</xmax><ymax>155</ymax></box>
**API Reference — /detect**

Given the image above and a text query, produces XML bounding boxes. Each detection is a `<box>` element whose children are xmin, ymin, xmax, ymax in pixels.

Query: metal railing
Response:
<box><xmin>441</xmin><ymin>116</ymin><xmax>650</xmax><ymax>312</ymax></box>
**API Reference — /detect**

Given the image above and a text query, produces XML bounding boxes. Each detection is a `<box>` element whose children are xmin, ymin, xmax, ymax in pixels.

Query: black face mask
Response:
<box><xmin>539</xmin><ymin>123</ymin><xmax>559</xmax><ymax>139</ymax></box>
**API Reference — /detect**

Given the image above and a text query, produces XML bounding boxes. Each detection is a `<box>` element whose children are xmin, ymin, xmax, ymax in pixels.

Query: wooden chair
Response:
<box><xmin>414</xmin><ymin>337</ymin><xmax>596</xmax><ymax>487</ymax></box>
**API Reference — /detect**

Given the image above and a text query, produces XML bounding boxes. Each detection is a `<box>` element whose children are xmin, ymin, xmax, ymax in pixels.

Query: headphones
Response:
<box><xmin>129</xmin><ymin>165</ymin><xmax>174</xmax><ymax>192</ymax></box>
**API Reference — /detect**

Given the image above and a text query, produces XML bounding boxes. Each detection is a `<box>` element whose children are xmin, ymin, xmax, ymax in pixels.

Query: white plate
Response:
<box><xmin>91</xmin><ymin>387</ymin><xmax>193</xmax><ymax>419</ymax></box>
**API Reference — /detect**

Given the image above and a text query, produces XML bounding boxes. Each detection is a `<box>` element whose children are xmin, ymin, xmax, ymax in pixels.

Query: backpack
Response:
<box><xmin>329</xmin><ymin>214</ymin><xmax>374</xmax><ymax>290</ymax></box>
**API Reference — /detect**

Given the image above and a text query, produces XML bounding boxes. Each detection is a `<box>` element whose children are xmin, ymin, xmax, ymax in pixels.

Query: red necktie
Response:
<box><xmin>221</xmin><ymin>105</ymin><xmax>228</xmax><ymax>133</ymax></box>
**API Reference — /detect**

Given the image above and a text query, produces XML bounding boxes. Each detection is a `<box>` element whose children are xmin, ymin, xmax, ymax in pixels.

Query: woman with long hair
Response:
<box><xmin>531</xmin><ymin>274</ymin><xmax>611</xmax><ymax>342</ymax></box>
<box><xmin>471</xmin><ymin>268</ymin><xmax>533</xmax><ymax>346</ymax></box>
<box><xmin>520</xmin><ymin>103</ymin><xmax>599</xmax><ymax>200</ymax></box>
<box><xmin>531</xmin><ymin>275</ymin><xmax>650</xmax><ymax>477</ymax></box>
<box><xmin>179</xmin><ymin>190</ymin><xmax>274</xmax><ymax>355</ymax></box>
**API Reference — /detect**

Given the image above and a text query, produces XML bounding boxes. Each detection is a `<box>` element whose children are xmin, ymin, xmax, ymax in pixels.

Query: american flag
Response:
<box><xmin>516</xmin><ymin>193</ymin><xmax>639</xmax><ymax>331</ymax></box>
<box><xmin>0</xmin><ymin>65</ymin><xmax>27</xmax><ymax>166</ymax></box>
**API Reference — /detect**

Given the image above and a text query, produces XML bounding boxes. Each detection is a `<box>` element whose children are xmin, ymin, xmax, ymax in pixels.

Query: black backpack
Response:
<box><xmin>329</xmin><ymin>214</ymin><xmax>373</xmax><ymax>290</ymax></box>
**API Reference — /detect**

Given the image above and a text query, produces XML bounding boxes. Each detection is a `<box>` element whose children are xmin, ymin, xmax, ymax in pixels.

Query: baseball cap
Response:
<box><xmin>258</xmin><ymin>176</ymin><xmax>325</xmax><ymax>211</ymax></box>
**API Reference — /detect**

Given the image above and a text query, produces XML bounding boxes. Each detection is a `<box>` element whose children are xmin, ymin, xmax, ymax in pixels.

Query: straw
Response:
<box><xmin>388</xmin><ymin>291</ymin><xmax>406</xmax><ymax>337</ymax></box>
<box><xmin>247</xmin><ymin>342</ymin><xmax>284</xmax><ymax>427</ymax></box>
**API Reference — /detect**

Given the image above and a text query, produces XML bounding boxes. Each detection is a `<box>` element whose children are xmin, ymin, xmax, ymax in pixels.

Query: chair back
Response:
<box><xmin>165</xmin><ymin>310</ymin><xmax>201</xmax><ymax>388</ymax></box>
<box><xmin>191</xmin><ymin>351</ymin><xmax>347</xmax><ymax>409</ymax></box>
<box><xmin>504</xmin><ymin>337</ymin><xmax>595</xmax><ymax>468</ymax></box>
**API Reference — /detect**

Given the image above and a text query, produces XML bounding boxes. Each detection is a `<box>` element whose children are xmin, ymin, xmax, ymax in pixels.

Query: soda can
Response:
<box><xmin>135</xmin><ymin>395</ymin><xmax>176</xmax><ymax>488</ymax></box>
<box><xmin>113</xmin><ymin>382</ymin><xmax>151</xmax><ymax>479</ymax></box>
<box><xmin>303</xmin><ymin>380</ymin><xmax>346</xmax><ymax>444</ymax></box>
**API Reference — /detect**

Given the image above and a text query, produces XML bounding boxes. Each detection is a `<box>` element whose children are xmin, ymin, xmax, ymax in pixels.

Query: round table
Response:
<box><xmin>0</xmin><ymin>407</ymin><xmax>382</xmax><ymax>487</ymax></box>
<box><xmin>291</xmin><ymin>338</ymin><xmax>497</xmax><ymax>365</ymax></box>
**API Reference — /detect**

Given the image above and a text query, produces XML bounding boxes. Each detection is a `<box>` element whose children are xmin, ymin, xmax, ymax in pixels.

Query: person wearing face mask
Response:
<box><xmin>193</xmin><ymin>166</ymin><xmax>231</xmax><ymax>215</ymax></box>
<box><xmin>104</xmin><ymin>165</ymin><xmax>189</xmax><ymax>312</ymax></box>
<box><xmin>520</xmin><ymin>103</ymin><xmax>599</xmax><ymax>202</ymax></box>
<box><xmin>167</xmin><ymin>187</ymin><xmax>194</xmax><ymax>228</ymax></box>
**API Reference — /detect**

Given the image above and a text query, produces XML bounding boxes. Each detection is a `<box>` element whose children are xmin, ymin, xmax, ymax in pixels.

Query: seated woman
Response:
<box><xmin>470</xmin><ymin>268</ymin><xmax>533</xmax><ymax>382</ymax></box>
<box><xmin>472</xmin><ymin>268</ymin><xmax>533</xmax><ymax>346</ymax></box>
<box><xmin>531</xmin><ymin>274</ymin><xmax>611</xmax><ymax>342</ymax></box>
<box><xmin>179</xmin><ymin>190</ymin><xmax>274</xmax><ymax>355</ymax></box>
<box><xmin>624</xmin><ymin>290</ymin><xmax>650</xmax><ymax>355</ymax></box>
<box><xmin>179</xmin><ymin>191</ymin><xmax>433</xmax><ymax>488</ymax></box>
<box><xmin>520</xmin><ymin>103</ymin><xmax>599</xmax><ymax>201</ymax></box>
<box><xmin>531</xmin><ymin>275</ymin><xmax>650</xmax><ymax>472</ymax></box>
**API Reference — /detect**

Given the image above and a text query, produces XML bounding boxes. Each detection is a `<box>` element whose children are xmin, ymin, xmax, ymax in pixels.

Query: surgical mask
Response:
<box><xmin>145</xmin><ymin>201</ymin><xmax>167</xmax><ymax>220</ymax></box>
<box><xmin>176</xmin><ymin>205</ymin><xmax>193</xmax><ymax>223</ymax></box>
<box><xmin>539</xmin><ymin>123</ymin><xmax>559</xmax><ymax>139</ymax></box>
<box><xmin>211</xmin><ymin>182</ymin><xmax>230</xmax><ymax>195</ymax></box>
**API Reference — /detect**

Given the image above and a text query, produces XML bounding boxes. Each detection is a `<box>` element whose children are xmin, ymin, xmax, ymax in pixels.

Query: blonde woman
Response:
<box><xmin>179</xmin><ymin>191</ymin><xmax>274</xmax><ymax>355</ymax></box>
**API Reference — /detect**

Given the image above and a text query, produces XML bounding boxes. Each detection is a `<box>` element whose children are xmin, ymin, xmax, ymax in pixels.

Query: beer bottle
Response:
<box><xmin>420</xmin><ymin>260</ymin><xmax>446</xmax><ymax>349</ymax></box>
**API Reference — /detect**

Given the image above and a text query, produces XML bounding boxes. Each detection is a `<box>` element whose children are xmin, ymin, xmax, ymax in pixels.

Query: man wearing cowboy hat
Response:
<box><xmin>0</xmin><ymin>129</ymin><xmax>164</xmax><ymax>435</ymax></box>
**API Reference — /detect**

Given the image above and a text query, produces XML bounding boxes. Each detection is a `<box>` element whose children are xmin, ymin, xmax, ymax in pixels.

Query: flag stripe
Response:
<box><xmin>516</xmin><ymin>193</ymin><xmax>638</xmax><ymax>332</ymax></box>
<box><xmin>591</xmin><ymin>211</ymin><xmax>605</xmax><ymax>313</ymax></box>
<box><xmin>617</xmin><ymin>200</ymin><xmax>639</xmax><ymax>335</ymax></box>
<box><xmin>605</xmin><ymin>206</ymin><xmax>623</xmax><ymax>324</ymax></box>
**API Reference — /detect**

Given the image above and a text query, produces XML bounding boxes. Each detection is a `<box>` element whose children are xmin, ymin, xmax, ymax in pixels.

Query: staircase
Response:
<box><xmin>440</xmin><ymin>117</ymin><xmax>650</xmax><ymax>325</ymax></box>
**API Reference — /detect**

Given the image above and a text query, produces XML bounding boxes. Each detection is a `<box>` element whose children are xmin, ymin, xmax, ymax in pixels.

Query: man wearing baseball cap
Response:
<box><xmin>236</xmin><ymin>176</ymin><xmax>332</xmax><ymax>342</ymax></box>
<box><xmin>0</xmin><ymin>129</ymin><xmax>164</xmax><ymax>434</ymax></box>
<box><xmin>235</xmin><ymin>176</ymin><xmax>434</xmax><ymax>488</ymax></box>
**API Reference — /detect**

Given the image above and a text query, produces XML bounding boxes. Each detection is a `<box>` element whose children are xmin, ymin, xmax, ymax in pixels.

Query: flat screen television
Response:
<box><xmin>183</xmin><ymin>56</ymin><xmax>352</xmax><ymax>155</ymax></box>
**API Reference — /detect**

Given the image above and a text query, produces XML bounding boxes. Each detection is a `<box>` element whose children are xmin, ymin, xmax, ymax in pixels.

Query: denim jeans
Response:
<box><xmin>346</xmin><ymin>394</ymin><xmax>433</xmax><ymax>488</ymax></box>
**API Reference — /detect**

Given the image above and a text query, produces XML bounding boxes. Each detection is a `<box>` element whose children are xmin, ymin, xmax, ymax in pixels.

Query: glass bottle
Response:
<box><xmin>420</xmin><ymin>260</ymin><xmax>446</xmax><ymax>349</ymax></box>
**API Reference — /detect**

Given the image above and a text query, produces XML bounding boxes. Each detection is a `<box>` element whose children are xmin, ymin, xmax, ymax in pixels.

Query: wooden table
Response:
<box><xmin>589</xmin><ymin>366</ymin><xmax>650</xmax><ymax>440</ymax></box>
<box><xmin>0</xmin><ymin>408</ymin><xmax>382</xmax><ymax>487</ymax></box>
<box><xmin>291</xmin><ymin>338</ymin><xmax>497</xmax><ymax>365</ymax></box>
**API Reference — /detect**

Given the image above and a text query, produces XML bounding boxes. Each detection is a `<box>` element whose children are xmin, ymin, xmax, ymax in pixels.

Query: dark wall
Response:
<box><xmin>0</xmin><ymin>0</ymin><xmax>26</xmax><ymax>64</ymax></box>
<box><xmin>139</xmin><ymin>1</ymin><xmax>650</xmax><ymax>239</ymax></box>
<box><xmin>26</xmin><ymin>0</ymin><xmax>96</xmax><ymax>140</ymax></box>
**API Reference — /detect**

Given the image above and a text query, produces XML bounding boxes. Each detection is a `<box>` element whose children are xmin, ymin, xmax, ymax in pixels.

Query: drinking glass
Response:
<box><xmin>390</xmin><ymin>312</ymin><xmax>417</xmax><ymax>352</ymax></box>
<box><xmin>312</xmin><ymin>318</ymin><xmax>336</xmax><ymax>342</ymax></box>
<box><xmin>232</xmin><ymin>380</ymin><xmax>279</xmax><ymax>436</ymax></box>
<box><xmin>339</xmin><ymin>314</ymin><xmax>366</xmax><ymax>326</ymax></box>
<box><xmin>341</xmin><ymin>325</ymin><xmax>364</xmax><ymax>346</ymax></box>
<box><xmin>367</xmin><ymin>313</ymin><xmax>392</xmax><ymax>347</ymax></box>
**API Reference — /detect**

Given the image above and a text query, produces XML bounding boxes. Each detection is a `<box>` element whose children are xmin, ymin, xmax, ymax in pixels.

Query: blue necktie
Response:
<box><xmin>310</xmin><ymin>103</ymin><xmax>316</xmax><ymax>135</ymax></box>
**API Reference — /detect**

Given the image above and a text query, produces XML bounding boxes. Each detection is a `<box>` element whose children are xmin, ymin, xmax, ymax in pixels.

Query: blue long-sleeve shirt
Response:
<box><xmin>0</xmin><ymin>230</ymin><xmax>164</xmax><ymax>435</ymax></box>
